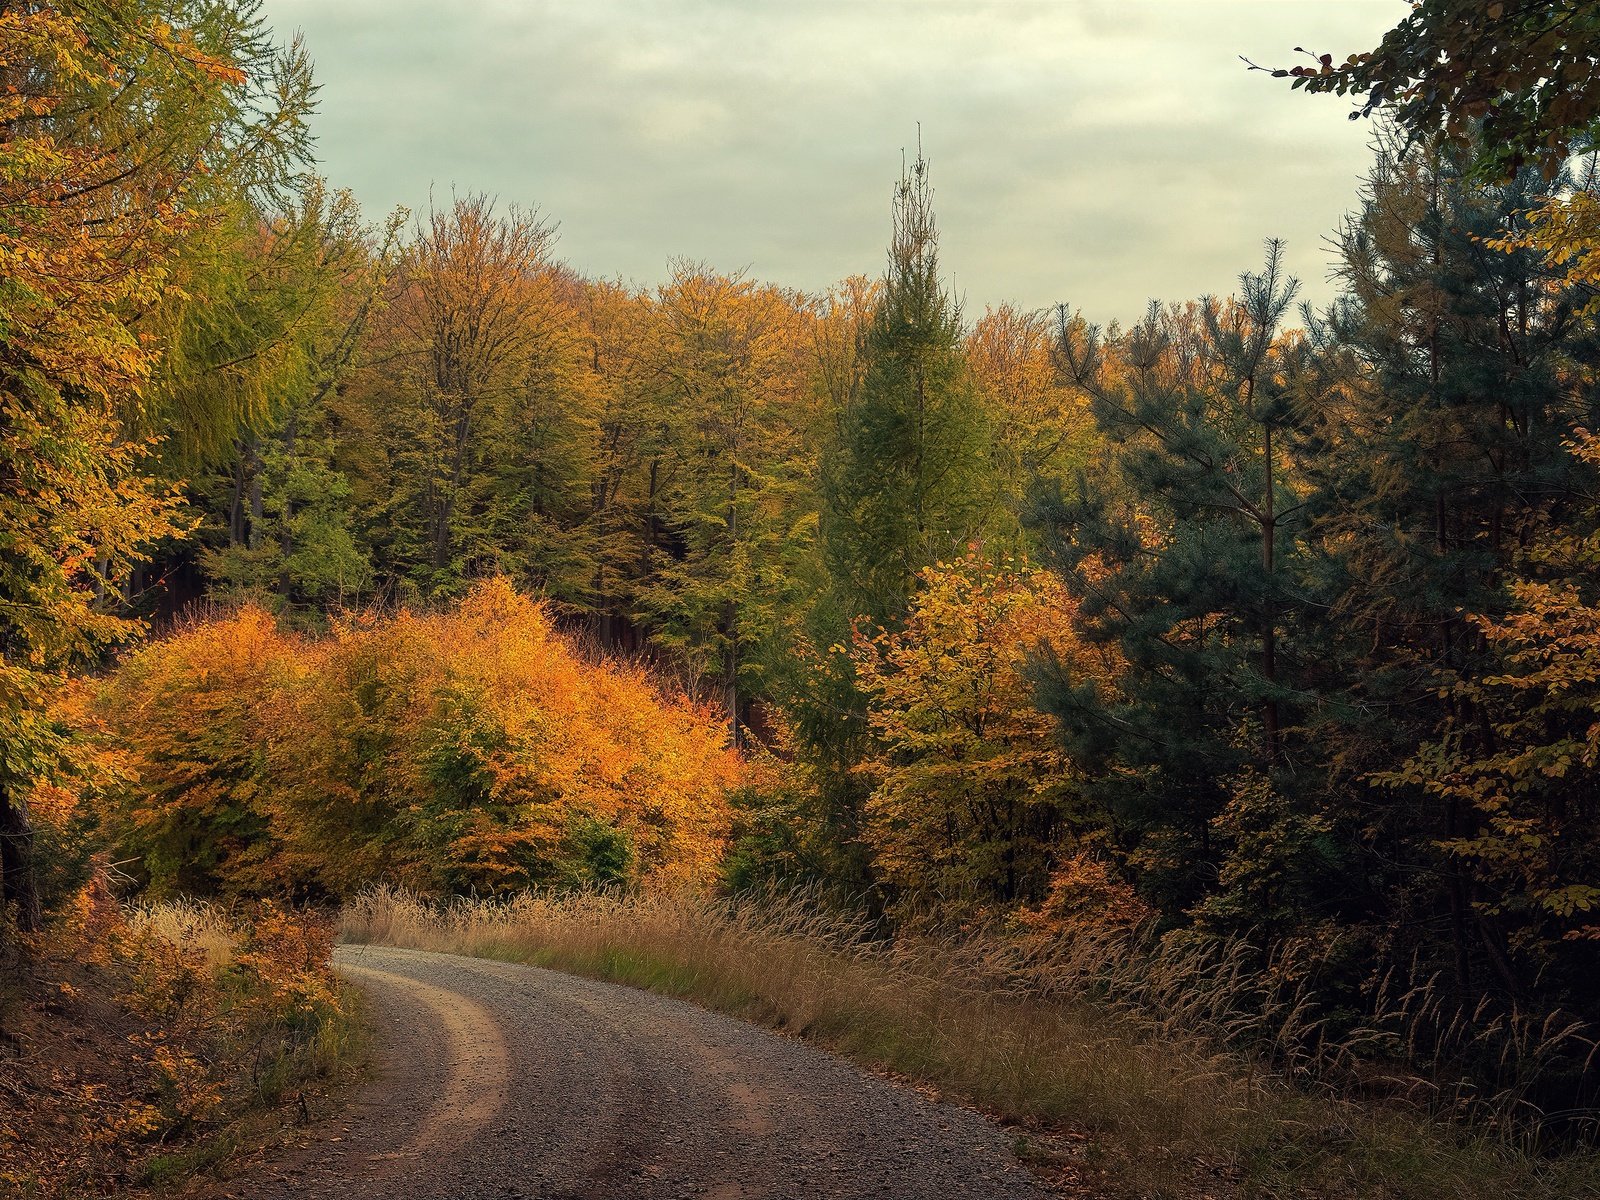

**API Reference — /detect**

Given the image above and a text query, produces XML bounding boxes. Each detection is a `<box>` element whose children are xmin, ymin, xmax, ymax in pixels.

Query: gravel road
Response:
<box><xmin>211</xmin><ymin>943</ymin><xmax>1049</xmax><ymax>1200</ymax></box>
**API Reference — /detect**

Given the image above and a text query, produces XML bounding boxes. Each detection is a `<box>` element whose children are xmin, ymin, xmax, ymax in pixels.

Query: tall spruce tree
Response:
<box><xmin>792</xmin><ymin>148</ymin><xmax>996</xmax><ymax>891</ymax></box>
<box><xmin>819</xmin><ymin>150</ymin><xmax>995</xmax><ymax>632</ymax></box>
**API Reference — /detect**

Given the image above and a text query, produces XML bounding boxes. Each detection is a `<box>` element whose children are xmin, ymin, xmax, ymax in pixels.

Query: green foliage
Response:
<box><xmin>1032</xmin><ymin>243</ymin><xmax>1327</xmax><ymax>921</ymax></box>
<box><xmin>820</xmin><ymin>151</ymin><xmax>998</xmax><ymax>632</ymax></box>
<box><xmin>556</xmin><ymin>814</ymin><xmax>635</xmax><ymax>889</ymax></box>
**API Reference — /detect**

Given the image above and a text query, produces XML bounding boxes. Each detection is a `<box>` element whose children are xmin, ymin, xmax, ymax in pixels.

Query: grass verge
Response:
<box><xmin>341</xmin><ymin>886</ymin><xmax>1600</xmax><ymax>1200</ymax></box>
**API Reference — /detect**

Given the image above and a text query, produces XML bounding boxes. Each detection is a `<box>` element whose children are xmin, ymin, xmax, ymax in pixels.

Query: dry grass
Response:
<box><xmin>340</xmin><ymin>886</ymin><xmax>1600</xmax><ymax>1199</ymax></box>
<box><xmin>126</xmin><ymin>897</ymin><xmax>238</xmax><ymax>969</ymax></box>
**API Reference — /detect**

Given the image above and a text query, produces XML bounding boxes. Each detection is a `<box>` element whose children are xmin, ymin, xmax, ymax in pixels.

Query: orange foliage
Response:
<box><xmin>851</xmin><ymin>551</ymin><xmax>1116</xmax><ymax>911</ymax></box>
<box><xmin>1013</xmin><ymin>851</ymin><xmax>1155</xmax><ymax>944</ymax></box>
<box><xmin>0</xmin><ymin>886</ymin><xmax>343</xmax><ymax>1197</ymax></box>
<box><xmin>96</xmin><ymin>580</ymin><xmax>741</xmax><ymax>897</ymax></box>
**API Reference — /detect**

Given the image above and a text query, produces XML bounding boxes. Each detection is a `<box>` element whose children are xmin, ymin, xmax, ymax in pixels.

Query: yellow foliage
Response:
<box><xmin>852</xmin><ymin>550</ymin><xmax>1116</xmax><ymax>911</ymax></box>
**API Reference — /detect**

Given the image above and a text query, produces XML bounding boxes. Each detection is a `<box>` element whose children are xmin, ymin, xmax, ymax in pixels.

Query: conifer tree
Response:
<box><xmin>1302</xmin><ymin>133</ymin><xmax>1600</xmax><ymax>993</ymax></box>
<box><xmin>1032</xmin><ymin>245</ymin><xmax>1330</xmax><ymax>919</ymax></box>
<box><xmin>0</xmin><ymin>0</ymin><xmax>318</xmax><ymax>938</ymax></box>
<box><xmin>819</xmin><ymin>150</ymin><xmax>995</xmax><ymax>632</ymax></box>
<box><xmin>787</xmin><ymin>149</ymin><xmax>997</xmax><ymax>890</ymax></box>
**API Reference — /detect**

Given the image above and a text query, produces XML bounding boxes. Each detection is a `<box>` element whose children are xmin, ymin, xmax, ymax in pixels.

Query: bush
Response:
<box><xmin>93</xmin><ymin>580</ymin><xmax>742</xmax><ymax>898</ymax></box>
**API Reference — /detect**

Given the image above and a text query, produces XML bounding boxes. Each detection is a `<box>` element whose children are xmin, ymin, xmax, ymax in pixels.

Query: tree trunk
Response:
<box><xmin>278</xmin><ymin>411</ymin><xmax>300</xmax><ymax>600</ymax></box>
<box><xmin>0</xmin><ymin>785</ymin><xmax>42</xmax><ymax>934</ymax></box>
<box><xmin>1260</xmin><ymin>413</ymin><xmax>1280</xmax><ymax>766</ymax></box>
<box><xmin>246</xmin><ymin>433</ymin><xmax>265</xmax><ymax>551</ymax></box>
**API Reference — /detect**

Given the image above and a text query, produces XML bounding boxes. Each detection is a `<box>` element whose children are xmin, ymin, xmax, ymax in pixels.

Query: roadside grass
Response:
<box><xmin>341</xmin><ymin>886</ymin><xmax>1600</xmax><ymax>1200</ymax></box>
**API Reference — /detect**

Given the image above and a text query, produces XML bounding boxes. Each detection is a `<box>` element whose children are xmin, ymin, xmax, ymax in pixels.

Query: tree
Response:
<box><xmin>852</xmin><ymin>552</ymin><xmax>1105</xmax><ymax>913</ymax></box>
<box><xmin>476</xmin><ymin>264</ymin><xmax>605</xmax><ymax>612</ymax></box>
<box><xmin>197</xmin><ymin>186</ymin><xmax>401</xmax><ymax>612</ymax></box>
<box><xmin>1033</xmin><ymin>245</ymin><xmax>1329</xmax><ymax>919</ymax></box>
<box><xmin>376</xmin><ymin>196</ymin><xmax>558</xmax><ymax>595</ymax></box>
<box><xmin>819</xmin><ymin>150</ymin><xmax>996</xmax><ymax>632</ymax></box>
<box><xmin>636</xmin><ymin>264</ymin><xmax>816</xmax><ymax>743</ymax></box>
<box><xmin>1265</xmin><ymin>0</ymin><xmax>1600</xmax><ymax>178</ymax></box>
<box><xmin>1303</xmin><ymin>134</ymin><xmax>1600</xmax><ymax>993</ymax></box>
<box><xmin>966</xmin><ymin>303</ymin><xmax>1097</xmax><ymax>536</ymax></box>
<box><xmin>1382</xmin><ymin>429</ymin><xmax>1600</xmax><ymax>995</ymax></box>
<box><xmin>789</xmin><ymin>151</ymin><xmax>996</xmax><ymax>893</ymax></box>
<box><xmin>0</xmin><ymin>1</ymin><xmax>311</xmax><ymax>938</ymax></box>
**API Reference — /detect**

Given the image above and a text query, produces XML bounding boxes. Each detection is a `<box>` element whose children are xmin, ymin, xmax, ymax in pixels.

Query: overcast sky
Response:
<box><xmin>263</xmin><ymin>0</ymin><xmax>1399</xmax><ymax>324</ymax></box>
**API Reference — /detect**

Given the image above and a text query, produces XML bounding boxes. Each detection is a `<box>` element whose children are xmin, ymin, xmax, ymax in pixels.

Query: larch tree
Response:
<box><xmin>638</xmin><ymin>265</ymin><xmax>816</xmax><ymax>744</ymax></box>
<box><xmin>377</xmin><ymin>196</ymin><xmax>558</xmax><ymax>595</ymax></box>
<box><xmin>0</xmin><ymin>0</ymin><xmax>313</xmax><ymax>938</ymax></box>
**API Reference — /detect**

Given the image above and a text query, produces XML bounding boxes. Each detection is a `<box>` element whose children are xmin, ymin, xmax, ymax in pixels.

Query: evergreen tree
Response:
<box><xmin>197</xmin><ymin>186</ymin><xmax>400</xmax><ymax>613</ymax></box>
<box><xmin>819</xmin><ymin>150</ymin><xmax>995</xmax><ymax>632</ymax></box>
<box><xmin>1302</xmin><ymin>133</ymin><xmax>1600</xmax><ymax>994</ymax></box>
<box><xmin>786</xmin><ymin>150</ymin><xmax>997</xmax><ymax>891</ymax></box>
<box><xmin>1032</xmin><ymin>244</ymin><xmax>1334</xmax><ymax>922</ymax></box>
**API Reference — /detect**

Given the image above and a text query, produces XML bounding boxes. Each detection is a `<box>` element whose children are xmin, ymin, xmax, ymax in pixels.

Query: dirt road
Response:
<box><xmin>214</xmin><ymin>944</ymin><xmax>1048</xmax><ymax>1199</ymax></box>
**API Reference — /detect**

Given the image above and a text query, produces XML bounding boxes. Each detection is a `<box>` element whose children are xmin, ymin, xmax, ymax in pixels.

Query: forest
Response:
<box><xmin>5</xmin><ymin>1</ymin><xmax>1600</xmax><ymax>1196</ymax></box>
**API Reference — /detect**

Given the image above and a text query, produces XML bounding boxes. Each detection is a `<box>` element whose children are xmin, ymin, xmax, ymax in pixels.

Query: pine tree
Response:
<box><xmin>1302</xmin><ymin>132</ymin><xmax>1600</xmax><ymax>994</ymax></box>
<box><xmin>1031</xmin><ymin>244</ymin><xmax>1331</xmax><ymax>920</ymax></box>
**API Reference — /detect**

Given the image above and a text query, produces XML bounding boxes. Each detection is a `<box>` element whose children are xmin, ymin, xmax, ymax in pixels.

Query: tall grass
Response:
<box><xmin>126</xmin><ymin>897</ymin><xmax>238</xmax><ymax>969</ymax></box>
<box><xmin>341</xmin><ymin>886</ymin><xmax>1600</xmax><ymax>1200</ymax></box>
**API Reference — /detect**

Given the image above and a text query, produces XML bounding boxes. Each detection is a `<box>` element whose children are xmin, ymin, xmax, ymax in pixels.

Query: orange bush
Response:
<box><xmin>96</xmin><ymin>580</ymin><xmax>741</xmax><ymax>897</ymax></box>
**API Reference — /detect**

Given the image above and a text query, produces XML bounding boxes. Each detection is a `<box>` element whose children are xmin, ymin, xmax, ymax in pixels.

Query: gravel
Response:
<box><xmin>207</xmin><ymin>943</ymin><xmax>1049</xmax><ymax>1200</ymax></box>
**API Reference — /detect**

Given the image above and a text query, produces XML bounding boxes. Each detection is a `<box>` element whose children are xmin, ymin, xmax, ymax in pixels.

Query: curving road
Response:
<box><xmin>210</xmin><ymin>944</ymin><xmax>1049</xmax><ymax>1200</ymax></box>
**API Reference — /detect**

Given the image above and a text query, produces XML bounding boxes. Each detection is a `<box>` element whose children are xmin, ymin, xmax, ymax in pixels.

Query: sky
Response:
<box><xmin>262</xmin><ymin>0</ymin><xmax>1400</xmax><ymax>324</ymax></box>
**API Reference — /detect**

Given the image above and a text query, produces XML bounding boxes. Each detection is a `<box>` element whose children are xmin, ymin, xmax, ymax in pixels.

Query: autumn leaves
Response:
<box><xmin>91</xmin><ymin>582</ymin><xmax>741</xmax><ymax>899</ymax></box>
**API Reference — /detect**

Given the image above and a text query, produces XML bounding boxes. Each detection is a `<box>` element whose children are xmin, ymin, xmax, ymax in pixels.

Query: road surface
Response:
<box><xmin>211</xmin><ymin>944</ymin><xmax>1049</xmax><ymax>1199</ymax></box>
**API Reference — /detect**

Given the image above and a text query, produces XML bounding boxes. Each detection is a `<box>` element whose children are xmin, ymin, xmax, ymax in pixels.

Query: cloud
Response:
<box><xmin>264</xmin><ymin>0</ymin><xmax>1395</xmax><ymax>322</ymax></box>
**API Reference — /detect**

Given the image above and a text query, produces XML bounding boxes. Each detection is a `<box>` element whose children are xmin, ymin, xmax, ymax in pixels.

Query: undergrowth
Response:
<box><xmin>0</xmin><ymin>890</ymin><xmax>358</xmax><ymax>1198</ymax></box>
